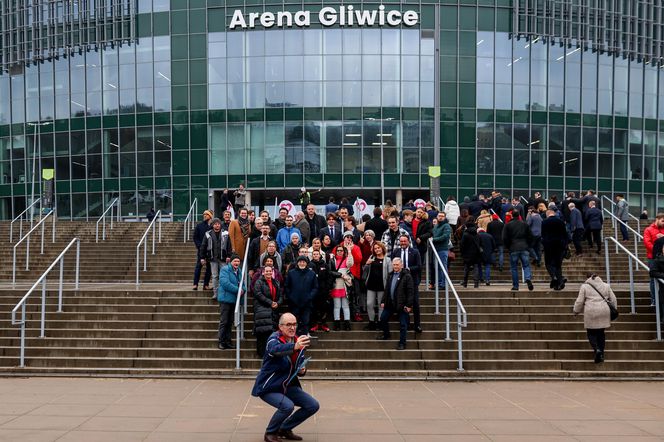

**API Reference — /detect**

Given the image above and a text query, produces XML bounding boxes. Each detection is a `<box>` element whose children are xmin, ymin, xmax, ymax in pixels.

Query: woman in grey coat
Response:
<box><xmin>573</xmin><ymin>273</ymin><xmax>618</xmax><ymax>363</ymax></box>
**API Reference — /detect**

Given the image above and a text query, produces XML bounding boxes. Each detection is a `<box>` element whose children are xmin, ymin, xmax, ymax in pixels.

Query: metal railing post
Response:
<box><xmin>58</xmin><ymin>258</ymin><xmax>64</xmax><ymax>313</ymax></box>
<box><xmin>236</xmin><ymin>310</ymin><xmax>241</xmax><ymax>370</ymax></box>
<box><xmin>40</xmin><ymin>279</ymin><xmax>46</xmax><ymax>338</ymax></box>
<box><xmin>634</xmin><ymin>235</ymin><xmax>639</xmax><ymax>273</ymax></box>
<box><xmin>19</xmin><ymin>304</ymin><xmax>26</xmax><ymax>368</ymax></box>
<box><xmin>604</xmin><ymin>239</ymin><xmax>610</xmax><ymax>285</ymax></box>
<box><xmin>135</xmin><ymin>246</ymin><xmax>140</xmax><ymax>286</ymax></box>
<box><xmin>445</xmin><ymin>284</ymin><xmax>450</xmax><ymax>341</ymax></box>
<box><xmin>434</xmin><ymin>264</ymin><xmax>440</xmax><ymax>315</ymax></box>
<box><xmin>12</xmin><ymin>247</ymin><xmax>16</xmax><ymax>287</ymax></box>
<box><xmin>26</xmin><ymin>229</ymin><xmax>30</xmax><ymax>270</ymax></box>
<box><xmin>655</xmin><ymin>282</ymin><xmax>662</xmax><ymax>342</ymax></box>
<box><xmin>614</xmin><ymin>220</ymin><xmax>618</xmax><ymax>253</ymax></box>
<box><xmin>457</xmin><ymin>308</ymin><xmax>464</xmax><ymax>371</ymax></box>
<box><xmin>75</xmin><ymin>240</ymin><xmax>80</xmax><ymax>290</ymax></box>
<box><xmin>158</xmin><ymin>212</ymin><xmax>162</xmax><ymax>243</ymax></box>
<box><xmin>425</xmin><ymin>248</ymin><xmax>430</xmax><ymax>289</ymax></box>
<box><xmin>144</xmin><ymin>242</ymin><xmax>148</xmax><ymax>270</ymax></box>
<box><xmin>628</xmin><ymin>255</ymin><xmax>635</xmax><ymax>314</ymax></box>
<box><xmin>40</xmin><ymin>217</ymin><xmax>45</xmax><ymax>254</ymax></box>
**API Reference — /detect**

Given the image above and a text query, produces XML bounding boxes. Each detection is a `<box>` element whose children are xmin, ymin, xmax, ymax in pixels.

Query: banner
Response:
<box><xmin>278</xmin><ymin>200</ymin><xmax>297</xmax><ymax>217</ymax></box>
<box><xmin>413</xmin><ymin>198</ymin><xmax>426</xmax><ymax>209</ymax></box>
<box><xmin>354</xmin><ymin>198</ymin><xmax>368</xmax><ymax>217</ymax></box>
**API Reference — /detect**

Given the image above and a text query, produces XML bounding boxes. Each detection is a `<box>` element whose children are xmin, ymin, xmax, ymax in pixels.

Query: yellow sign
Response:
<box><xmin>42</xmin><ymin>169</ymin><xmax>54</xmax><ymax>180</ymax></box>
<box><xmin>428</xmin><ymin>166</ymin><xmax>441</xmax><ymax>178</ymax></box>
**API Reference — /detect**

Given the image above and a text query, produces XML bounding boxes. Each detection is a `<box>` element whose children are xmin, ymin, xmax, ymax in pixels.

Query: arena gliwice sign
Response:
<box><xmin>228</xmin><ymin>6</ymin><xmax>419</xmax><ymax>29</ymax></box>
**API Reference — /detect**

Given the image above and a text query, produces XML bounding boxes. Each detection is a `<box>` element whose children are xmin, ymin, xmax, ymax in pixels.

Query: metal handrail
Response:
<box><xmin>9</xmin><ymin>197</ymin><xmax>41</xmax><ymax>243</ymax></box>
<box><xmin>603</xmin><ymin>236</ymin><xmax>661</xmax><ymax>341</ymax></box>
<box><xmin>234</xmin><ymin>240</ymin><xmax>252</xmax><ymax>370</ymax></box>
<box><xmin>135</xmin><ymin>210</ymin><xmax>162</xmax><ymax>286</ymax></box>
<box><xmin>11</xmin><ymin>237</ymin><xmax>81</xmax><ymax>367</ymax></box>
<box><xmin>95</xmin><ymin>198</ymin><xmax>119</xmax><ymax>243</ymax></box>
<box><xmin>12</xmin><ymin>211</ymin><xmax>56</xmax><ymax>287</ymax></box>
<box><xmin>437</xmin><ymin>196</ymin><xmax>445</xmax><ymax>210</ymax></box>
<box><xmin>602</xmin><ymin>195</ymin><xmax>641</xmax><ymax>234</ymax></box>
<box><xmin>603</xmin><ymin>208</ymin><xmax>642</xmax><ymax>272</ymax></box>
<box><xmin>183</xmin><ymin>198</ymin><xmax>198</xmax><ymax>243</ymax></box>
<box><xmin>519</xmin><ymin>195</ymin><xmax>529</xmax><ymax>206</ymax></box>
<box><xmin>427</xmin><ymin>238</ymin><xmax>468</xmax><ymax>371</ymax></box>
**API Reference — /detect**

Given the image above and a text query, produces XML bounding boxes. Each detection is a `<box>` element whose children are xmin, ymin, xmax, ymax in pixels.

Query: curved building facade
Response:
<box><xmin>0</xmin><ymin>0</ymin><xmax>663</xmax><ymax>218</ymax></box>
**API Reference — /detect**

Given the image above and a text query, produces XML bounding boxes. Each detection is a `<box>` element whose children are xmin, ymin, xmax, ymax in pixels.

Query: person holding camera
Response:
<box><xmin>376</xmin><ymin>258</ymin><xmax>415</xmax><ymax>350</ymax></box>
<box><xmin>252</xmin><ymin>313</ymin><xmax>319</xmax><ymax>442</ymax></box>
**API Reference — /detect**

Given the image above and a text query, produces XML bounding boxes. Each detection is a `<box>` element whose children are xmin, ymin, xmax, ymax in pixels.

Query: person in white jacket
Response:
<box><xmin>444</xmin><ymin>196</ymin><xmax>461</xmax><ymax>232</ymax></box>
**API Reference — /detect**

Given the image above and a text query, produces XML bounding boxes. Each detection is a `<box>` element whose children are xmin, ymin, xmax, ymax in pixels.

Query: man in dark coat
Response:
<box><xmin>320</xmin><ymin>213</ymin><xmax>343</xmax><ymax>247</ymax></box>
<box><xmin>584</xmin><ymin>200</ymin><xmax>604</xmax><ymax>254</ymax></box>
<box><xmin>478</xmin><ymin>228</ymin><xmax>496</xmax><ymax>285</ymax></box>
<box><xmin>503</xmin><ymin>209</ymin><xmax>534</xmax><ymax>291</ymax></box>
<box><xmin>487</xmin><ymin>215</ymin><xmax>505</xmax><ymax>271</ymax></box>
<box><xmin>193</xmin><ymin>210</ymin><xmax>213</xmax><ymax>290</ymax></box>
<box><xmin>284</xmin><ymin>256</ymin><xmax>318</xmax><ymax>336</ymax></box>
<box><xmin>365</xmin><ymin>207</ymin><xmax>389</xmax><ymax>239</ymax></box>
<box><xmin>468</xmin><ymin>195</ymin><xmax>488</xmax><ymax>218</ymax></box>
<box><xmin>460</xmin><ymin>222</ymin><xmax>482</xmax><ymax>288</ymax></box>
<box><xmin>377</xmin><ymin>258</ymin><xmax>415</xmax><ymax>350</ymax></box>
<box><xmin>391</xmin><ymin>235</ymin><xmax>423</xmax><ymax>333</ymax></box>
<box><xmin>248</xmin><ymin>224</ymin><xmax>273</xmax><ymax>275</ymax></box>
<box><xmin>253</xmin><ymin>266</ymin><xmax>283</xmax><ymax>357</ymax></box>
<box><xmin>305</xmin><ymin>204</ymin><xmax>326</xmax><ymax>241</ymax></box>
<box><xmin>541</xmin><ymin>209</ymin><xmax>569</xmax><ymax>290</ymax></box>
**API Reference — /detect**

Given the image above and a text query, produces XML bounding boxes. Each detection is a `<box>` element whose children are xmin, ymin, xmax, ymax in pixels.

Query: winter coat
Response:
<box><xmin>502</xmin><ymin>219</ymin><xmax>533</xmax><ymax>253</ymax></box>
<box><xmin>573</xmin><ymin>276</ymin><xmax>617</xmax><ymax>329</ymax></box>
<box><xmin>432</xmin><ymin>221</ymin><xmax>451</xmax><ymax>251</ymax></box>
<box><xmin>541</xmin><ymin>217</ymin><xmax>568</xmax><ymax>250</ymax></box>
<box><xmin>570</xmin><ymin>208</ymin><xmax>585</xmax><ymax>231</ymax></box>
<box><xmin>347</xmin><ymin>244</ymin><xmax>363</xmax><ymax>279</ymax></box>
<box><xmin>615</xmin><ymin>199</ymin><xmax>629</xmax><ymax>221</ymax></box>
<box><xmin>276</xmin><ymin>226</ymin><xmax>302</xmax><ymax>252</ymax></box>
<box><xmin>365</xmin><ymin>216</ymin><xmax>389</xmax><ymax>239</ymax></box>
<box><xmin>248</xmin><ymin>236</ymin><xmax>273</xmax><ymax>271</ymax></box>
<box><xmin>284</xmin><ymin>266</ymin><xmax>318</xmax><ymax>306</ymax></box>
<box><xmin>381</xmin><ymin>227</ymin><xmax>411</xmax><ymax>255</ymax></box>
<box><xmin>258</xmin><ymin>251</ymin><xmax>283</xmax><ymax>273</ymax></box>
<box><xmin>460</xmin><ymin>225</ymin><xmax>482</xmax><ymax>264</ymax></box>
<box><xmin>251</xmin><ymin>331</ymin><xmax>307</xmax><ymax>397</ymax></box>
<box><xmin>199</xmin><ymin>229</ymin><xmax>232</xmax><ymax>262</ymax></box>
<box><xmin>217</xmin><ymin>264</ymin><xmax>245</xmax><ymax>304</ymax></box>
<box><xmin>193</xmin><ymin>221</ymin><xmax>211</xmax><ymax>249</ymax></box>
<box><xmin>487</xmin><ymin>219</ymin><xmax>504</xmax><ymax>247</ymax></box>
<box><xmin>294</xmin><ymin>218</ymin><xmax>311</xmax><ymax>245</ymax></box>
<box><xmin>253</xmin><ymin>276</ymin><xmax>283</xmax><ymax>335</ymax></box>
<box><xmin>308</xmin><ymin>258</ymin><xmax>331</xmax><ymax>298</ymax></box>
<box><xmin>413</xmin><ymin>218</ymin><xmax>433</xmax><ymax>255</ymax></box>
<box><xmin>229</xmin><ymin>219</ymin><xmax>252</xmax><ymax>260</ymax></box>
<box><xmin>250</xmin><ymin>267</ymin><xmax>284</xmax><ymax>294</ymax></box>
<box><xmin>391</xmin><ymin>246</ymin><xmax>422</xmax><ymax>282</ymax></box>
<box><xmin>444</xmin><ymin>201</ymin><xmax>460</xmax><ymax>225</ymax></box>
<box><xmin>328</xmin><ymin>255</ymin><xmax>354</xmax><ymax>298</ymax></box>
<box><xmin>468</xmin><ymin>199</ymin><xmax>488</xmax><ymax>218</ymax></box>
<box><xmin>281</xmin><ymin>243</ymin><xmax>302</xmax><ymax>271</ymax></box>
<box><xmin>584</xmin><ymin>207</ymin><xmax>604</xmax><ymax>230</ymax></box>
<box><xmin>305</xmin><ymin>213</ymin><xmax>326</xmax><ymax>240</ymax></box>
<box><xmin>645</xmin><ymin>222</ymin><xmax>664</xmax><ymax>259</ymax></box>
<box><xmin>362</xmin><ymin>255</ymin><xmax>392</xmax><ymax>287</ymax></box>
<box><xmin>478</xmin><ymin>231</ymin><xmax>496</xmax><ymax>264</ymax></box>
<box><xmin>526</xmin><ymin>212</ymin><xmax>542</xmax><ymax>236</ymax></box>
<box><xmin>380</xmin><ymin>269</ymin><xmax>415</xmax><ymax>311</ymax></box>
<box><xmin>233</xmin><ymin>188</ymin><xmax>246</xmax><ymax>206</ymax></box>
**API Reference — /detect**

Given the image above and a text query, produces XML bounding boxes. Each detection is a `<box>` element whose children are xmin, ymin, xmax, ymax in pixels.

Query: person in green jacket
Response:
<box><xmin>431</xmin><ymin>212</ymin><xmax>452</xmax><ymax>289</ymax></box>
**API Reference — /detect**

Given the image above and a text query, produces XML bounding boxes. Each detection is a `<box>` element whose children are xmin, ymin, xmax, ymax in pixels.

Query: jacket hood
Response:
<box><xmin>446</xmin><ymin>200</ymin><xmax>458</xmax><ymax>207</ymax></box>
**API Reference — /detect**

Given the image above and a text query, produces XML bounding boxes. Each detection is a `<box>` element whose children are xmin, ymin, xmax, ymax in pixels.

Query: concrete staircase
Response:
<box><xmin>0</xmin><ymin>218</ymin><xmax>660</xmax><ymax>379</ymax></box>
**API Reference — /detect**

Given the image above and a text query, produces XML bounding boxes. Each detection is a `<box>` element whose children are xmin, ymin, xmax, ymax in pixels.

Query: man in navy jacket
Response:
<box><xmin>252</xmin><ymin>313</ymin><xmax>319</xmax><ymax>442</ymax></box>
<box><xmin>391</xmin><ymin>235</ymin><xmax>422</xmax><ymax>333</ymax></box>
<box><xmin>192</xmin><ymin>210</ymin><xmax>212</xmax><ymax>290</ymax></box>
<box><xmin>284</xmin><ymin>256</ymin><xmax>318</xmax><ymax>336</ymax></box>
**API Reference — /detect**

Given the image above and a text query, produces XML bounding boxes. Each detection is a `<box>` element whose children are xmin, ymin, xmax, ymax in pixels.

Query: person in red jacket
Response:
<box><xmin>343</xmin><ymin>231</ymin><xmax>364</xmax><ymax>321</ymax></box>
<box><xmin>644</xmin><ymin>214</ymin><xmax>664</xmax><ymax>305</ymax></box>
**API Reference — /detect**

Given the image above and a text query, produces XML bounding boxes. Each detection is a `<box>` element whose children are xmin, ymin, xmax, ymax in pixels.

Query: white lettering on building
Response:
<box><xmin>228</xmin><ymin>6</ymin><xmax>419</xmax><ymax>30</ymax></box>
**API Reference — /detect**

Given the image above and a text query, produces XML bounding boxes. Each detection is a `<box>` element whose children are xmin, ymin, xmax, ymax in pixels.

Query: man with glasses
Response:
<box><xmin>252</xmin><ymin>313</ymin><xmax>319</xmax><ymax>442</ymax></box>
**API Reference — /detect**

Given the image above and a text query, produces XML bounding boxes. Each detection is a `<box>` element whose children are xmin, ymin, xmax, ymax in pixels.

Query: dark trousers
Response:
<box><xmin>588</xmin><ymin>229</ymin><xmax>602</xmax><ymax>252</ymax></box>
<box><xmin>261</xmin><ymin>386</ymin><xmax>320</xmax><ymax>434</ymax></box>
<box><xmin>193</xmin><ymin>258</ymin><xmax>211</xmax><ymax>286</ymax></box>
<box><xmin>529</xmin><ymin>235</ymin><xmax>542</xmax><ymax>264</ymax></box>
<box><xmin>544</xmin><ymin>247</ymin><xmax>564</xmax><ymax>287</ymax></box>
<box><xmin>290</xmin><ymin>303</ymin><xmax>312</xmax><ymax>336</ymax></box>
<box><xmin>413</xmin><ymin>283</ymin><xmax>421</xmax><ymax>329</ymax></box>
<box><xmin>379</xmin><ymin>307</ymin><xmax>410</xmax><ymax>345</ymax></box>
<box><xmin>572</xmin><ymin>228</ymin><xmax>584</xmax><ymax>253</ymax></box>
<box><xmin>463</xmin><ymin>262</ymin><xmax>480</xmax><ymax>284</ymax></box>
<box><xmin>586</xmin><ymin>328</ymin><xmax>606</xmax><ymax>353</ymax></box>
<box><xmin>256</xmin><ymin>331</ymin><xmax>271</xmax><ymax>358</ymax></box>
<box><xmin>218</xmin><ymin>302</ymin><xmax>234</xmax><ymax>346</ymax></box>
<box><xmin>349</xmin><ymin>278</ymin><xmax>361</xmax><ymax>317</ymax></box>
<box><xmin>310</xmin><ymin>292</ymin><xmax>329</xmax><ymax>326</ymax></box>
<box><xmin>619</xmin><ymin>221</ymin><xmax>629</xmax><ymax>241</ymax></box>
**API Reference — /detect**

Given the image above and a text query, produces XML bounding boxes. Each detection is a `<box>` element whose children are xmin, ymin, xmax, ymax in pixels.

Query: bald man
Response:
<box><xmin>251</xmin><ymin>313</ymin><xmax>319</xmax><ymax>442</ymax></box>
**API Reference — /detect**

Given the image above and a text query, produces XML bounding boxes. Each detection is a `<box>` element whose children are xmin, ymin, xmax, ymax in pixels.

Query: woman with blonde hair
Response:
<box><xmin>476</xmin><ymin>209</ymin><xmax>492</xmax><ymax>231</ymax></box>
<box><xmin>362</xmin><ymin>241</ymin><xmax>392</xmax><ymax>330</ymax></box>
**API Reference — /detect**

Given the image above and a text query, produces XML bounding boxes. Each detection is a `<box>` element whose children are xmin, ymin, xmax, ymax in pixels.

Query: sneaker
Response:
<box><xmin>375</xmin><ymin>334</ymin><xmax>390</xmax><ymax>341</ymax></box>
<box><xmin>353</xmin><ymin>313</ymin><xmax>363</xmax><ymax>322</ymax></box>
<box><xmin>321</xmin><ymin>324</ymin><xmax>331</xmax><ymax>332</ymax></box>
<box><xmin>526</xmin><ymin>279</ymin><xmax>534</xmax><ymax>291</ymax></box>
<box><xmin>309</xmin><ymin>324</ymin><xmax>320</xmax><ymax>332</ymax></box>
<box><xmin>396</xmin><ymin>343</ymin><xmax>406</xmax><ymax>350</ymax></box>
<box><xmin>558</xmin><ymin>278</ymin><xmax>567</xmax><ymax>291</ymax></box>
<box><xmin>510</xmin><ymin>286</ymin><xmax>519</xmax><ymax>291</ymax></box>
<box><xmin>485</xmin><ymin>281</ymin><xmax>490</xmax><ymax>286</ymax></box>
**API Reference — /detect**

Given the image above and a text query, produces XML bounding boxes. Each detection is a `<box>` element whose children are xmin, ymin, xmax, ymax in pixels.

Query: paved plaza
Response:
<box><xmin>0</xmin><ymin>378</ymin><xmax>662</xmax><ymax>441</ymax></box>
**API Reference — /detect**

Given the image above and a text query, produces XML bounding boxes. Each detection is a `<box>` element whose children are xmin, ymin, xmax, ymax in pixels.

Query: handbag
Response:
<box><xmin>585</xmin><ymin>283</ymin><xmax>619</xmax><ymax>321</ymax></box>
<box><xmin>447</xmin><ymin>250</ymin><xmax>456</xmax><ymax>262</ymax></box>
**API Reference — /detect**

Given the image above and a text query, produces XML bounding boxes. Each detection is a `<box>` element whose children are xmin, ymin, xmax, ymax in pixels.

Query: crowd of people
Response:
<box><xmin>191</xmin><ymin>185</ymin><xmax>662</xmax><ymax>360</ymax></box>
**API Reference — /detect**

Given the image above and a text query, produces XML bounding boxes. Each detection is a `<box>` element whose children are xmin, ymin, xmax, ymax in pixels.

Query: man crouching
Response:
<box><xmin>252</xmin><ymin>313</ymin><xmax>319</xmax><ymax>442</ymax></box>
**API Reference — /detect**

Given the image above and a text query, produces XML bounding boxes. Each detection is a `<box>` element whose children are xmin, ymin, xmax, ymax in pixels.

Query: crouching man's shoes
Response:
<box><xmin>264</xmin><ymin>433</ymin><xmax>280</xmax><ymax>442</ymax></box>
<box><xmin>278</xmin><ymin>429</ymin><xmax>303</xmax><ymax>440</ymax></box>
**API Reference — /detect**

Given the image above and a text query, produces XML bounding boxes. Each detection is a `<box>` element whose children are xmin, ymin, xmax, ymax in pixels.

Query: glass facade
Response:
<box><xmin>0</xmin><ymin>0</ymin><xmax>663</xmax><ymax>219</ymax></box>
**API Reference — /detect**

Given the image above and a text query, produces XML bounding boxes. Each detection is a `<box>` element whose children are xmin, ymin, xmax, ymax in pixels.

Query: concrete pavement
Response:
<box><xmin>0</xmin><ymin>378</ymin><xmax>662</xmax><ymax>441</ymax></box>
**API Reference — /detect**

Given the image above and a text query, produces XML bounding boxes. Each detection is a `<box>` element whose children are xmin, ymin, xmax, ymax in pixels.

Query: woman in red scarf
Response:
<box><xmin>253</xmin><ymin>266</ymin><xmax>283</xmax><ymax>357</ymax></box>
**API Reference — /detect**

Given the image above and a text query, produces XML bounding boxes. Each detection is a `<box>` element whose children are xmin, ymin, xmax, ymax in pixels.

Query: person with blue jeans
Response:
<box><xmin>431</xmin><ymin>211</ymin><xmax>452</xmax><ymax>288</ymax></box>
<box><xmin>377</xmin><ymin>259</ymin><xmax>415</xmax><ymax>350</ymax></box>
<box><xmin>502</xmin><ymin>209</ymin><xmax>534</xmax><ymax>291</ymax></box>
<box><xmin>252</xmin><ymin>313</ymin><xmax>319</xmax><ymax>442</ymax></box>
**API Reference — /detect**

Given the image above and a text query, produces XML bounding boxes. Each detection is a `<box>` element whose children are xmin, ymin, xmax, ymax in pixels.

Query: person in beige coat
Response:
<box><xmin>573</xmin><ymin>274</ymin><xmax>618</xmax><ymax>363</ymax></box>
